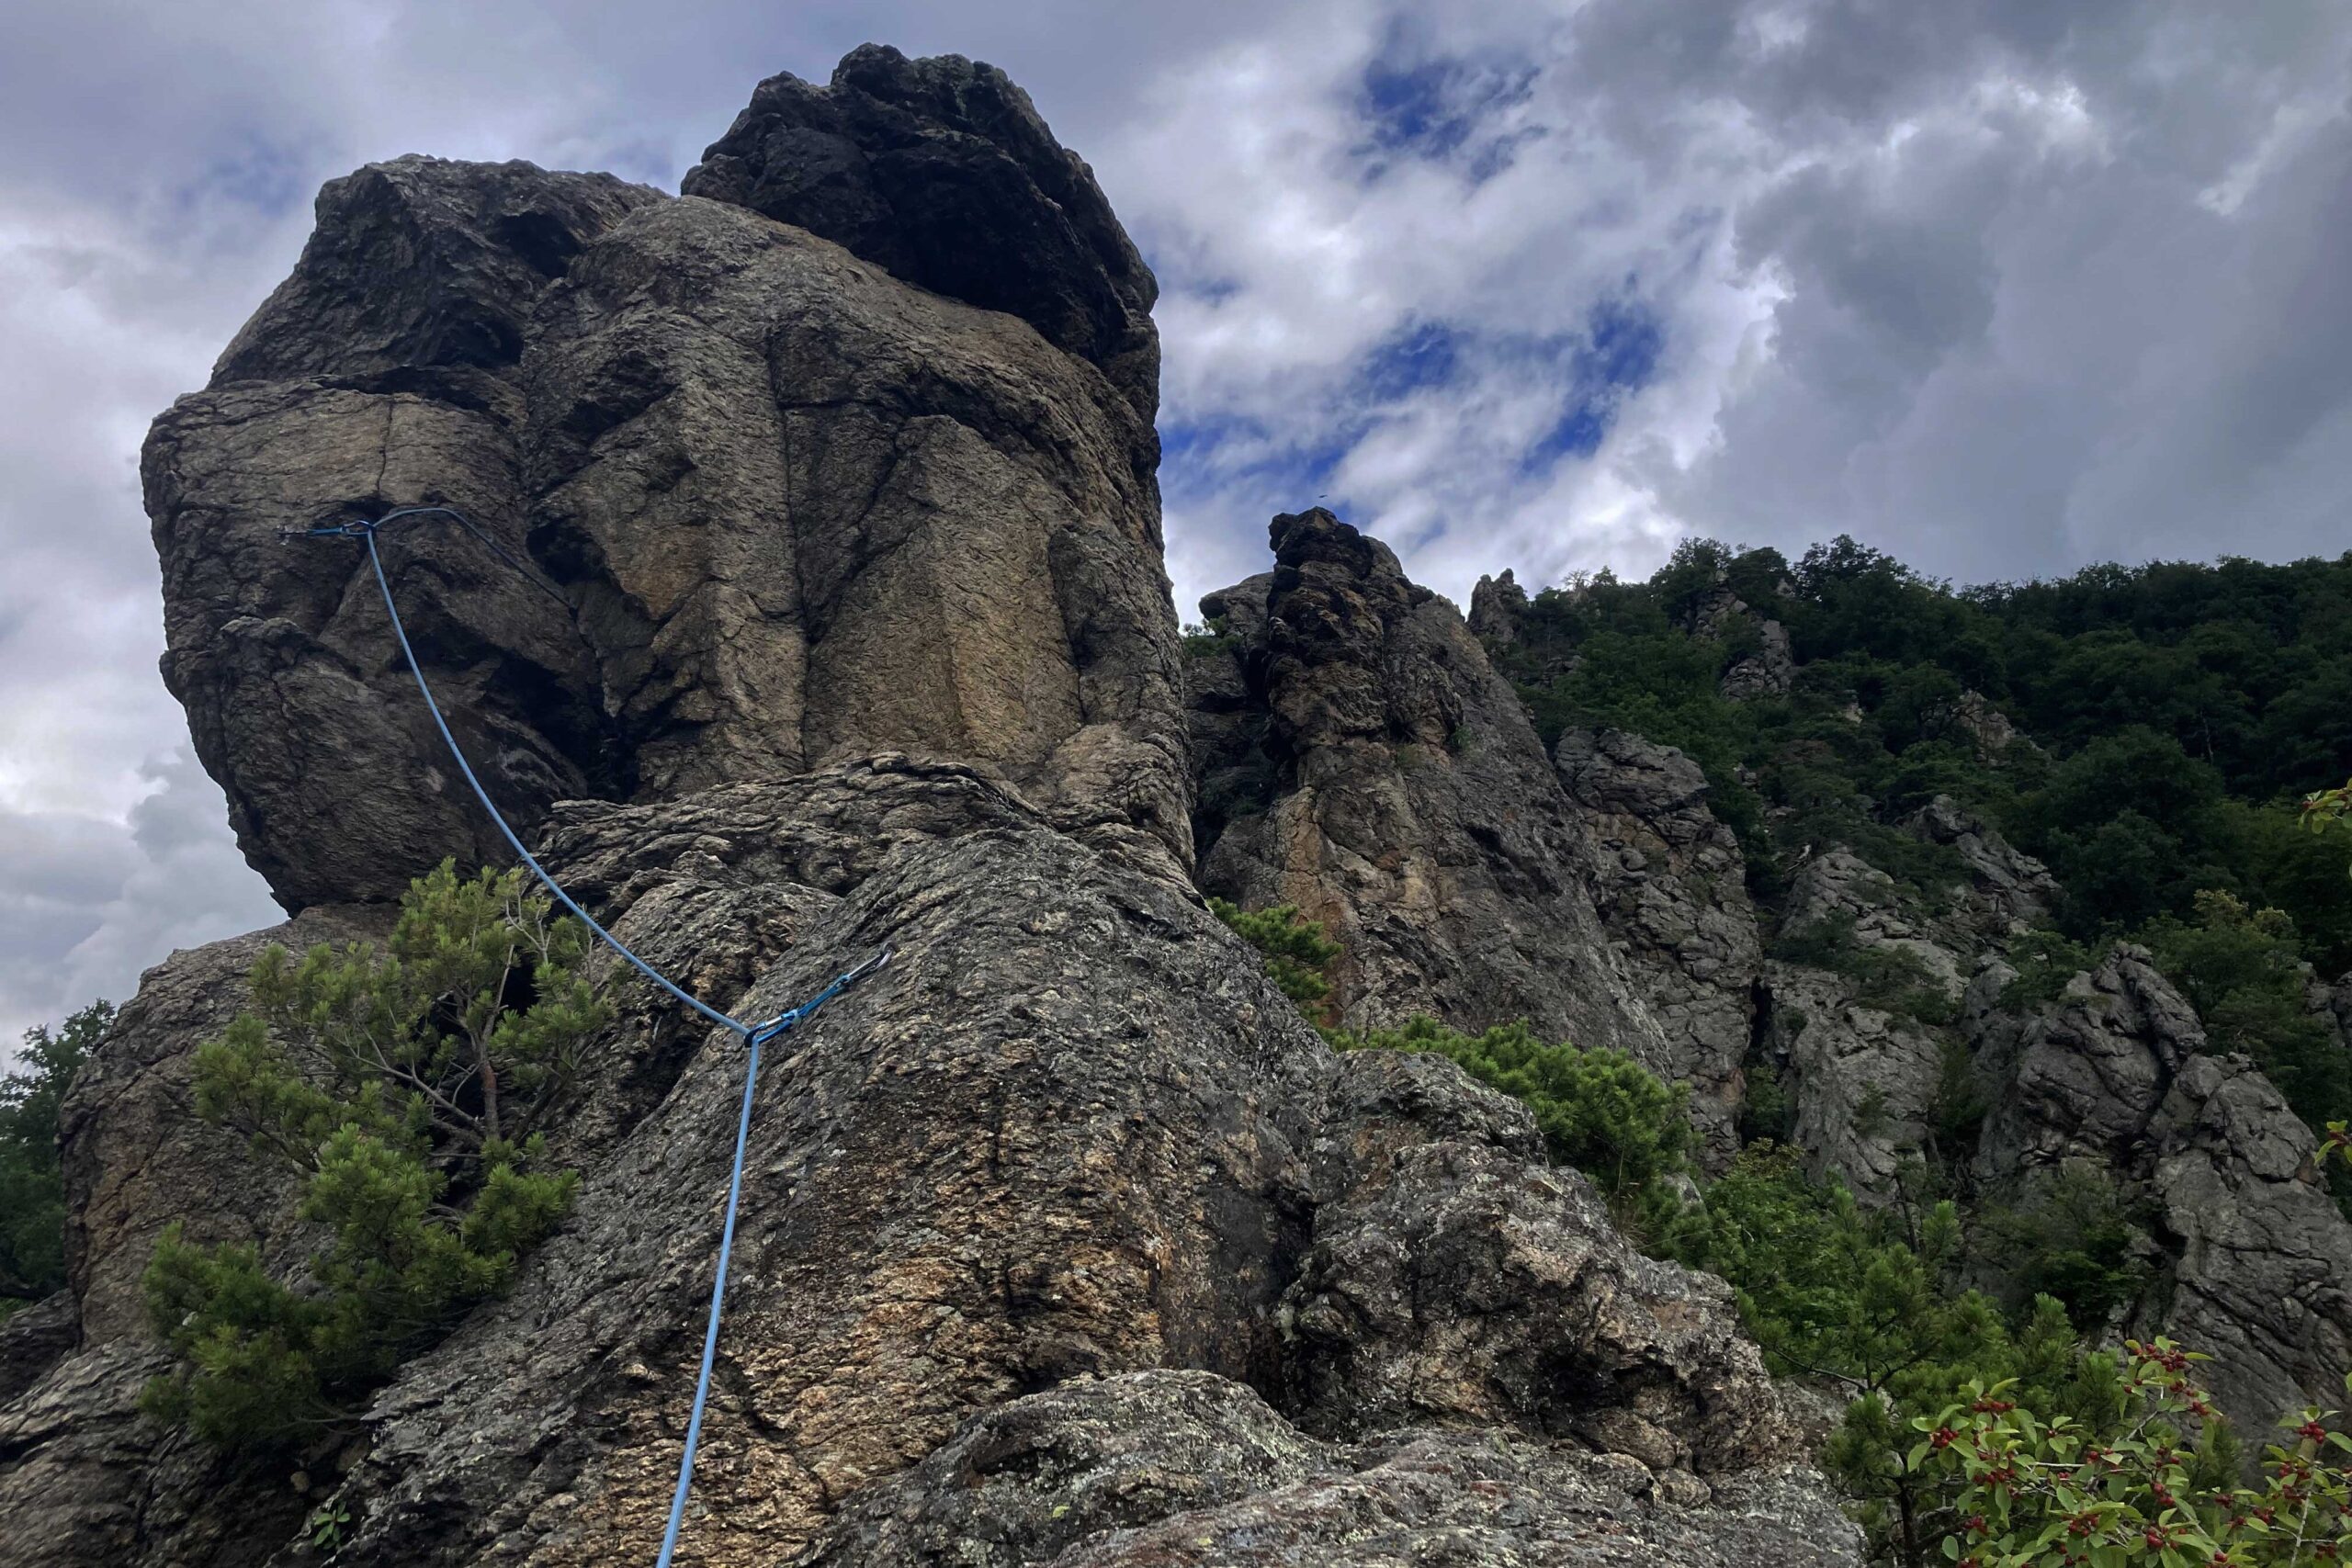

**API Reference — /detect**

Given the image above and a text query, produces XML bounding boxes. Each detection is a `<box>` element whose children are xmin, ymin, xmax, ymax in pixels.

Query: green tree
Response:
<box><xmin>142</xmin><ymin>861</ymin><xmax>608</xmax><ymax>1450</ymax></box>
<box><xmin>2147</xmin><ymin>891</ymin><xmax>2351</xmax><ymax>1138</ymax></box>
<box><xmin>2019</xmin><ymin>728</ymin><xmax>2231</xmax><ymax>934</ymax></box>
<box><xmin>1</xmin><ymin>999</ymin><xmax>114</xmax><ymax>1312</ymax></box>
<box><xmin>1972</xmin><ymin>1165</ymin><xmax>2152</xmax><ymax>1330</ymax></box>
<box><xmin>1209</xmin><ymin>898</ymin><xmax>1343</xmax><ymax>1020</ymax></box>
<box><xmin>1338</xmin><ymin>1017</ymin><xmax>1691</xmax><ymax>1201</ymax></box>
<box><xmin>1663</xmin><ymin>1146</ymin><xmax>2130</xmax><ymax>1566</ymax></box>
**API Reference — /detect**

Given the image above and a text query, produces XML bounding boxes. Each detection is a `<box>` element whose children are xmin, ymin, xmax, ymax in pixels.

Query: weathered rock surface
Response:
<box><xmin>1186</xmin><ymin>509</ymin><xmax>1661</xmax><ymax>1059</ymax></box>
<box><xmin>1555</xmin><ymin>729</ymin><xmax>1759</xmax><ymax>1160</ymax></box>
<box><xmin>1951</xmin><ymin>690</ymin><xmax>2031</xmax><ymax>762</ymax></box>
<box><xmin>797</xmin><ymin>1371</ymin><xmax>1861</xmax><ymax>1568</ymax></box>
<box><xmin>2</xmin><ymin>761</ymin><xmax>1840</xmax><ymax>1566</ymax></box>
<box><xmin>1468</xmin><ymin>568</ymin><xmax>1527</xmax><ymax>646</ymax></box>
<box><xmin>1906</xmin><ymin>795</ymin><xmax>2060</xmax><ymax>934</ymax></box>
<box><xmin>1760</xmin><ymin>961</ymin><xmax>1948</xmax><ymax>1200</ymax></box>
<box><xmin>682</xmin><ymin>44</ymin><xmax>1159</xmax><ymax>426</ymax></box>
<box><xmin>15</xmin><ymin>45</ymin><xmax>1877</xmax><ymax>1568</ymax></box>
<box><xmin>149</xmin><ymin>49</ymin><xmax>1187</xmax><ymax>910</ymax></box>
<box><xmin>0</xmin><ymin>1293</ymin><xmax>74</xmax><ymax>1409</ymax></box>
<box><xmin>1751</xmin><ymin>805</ymin><xmax>2054</xmax><ymax>1198</ymax></box>
<box><xmin>1281</xmin><ymin>1140</ymin><xmax>1801</xmax><ymax>1472</ymax></box>
<box><xmin>1964</xmin><ymin>947</ymin><xmax>2352</xmax><ymax>1440</ymax></box>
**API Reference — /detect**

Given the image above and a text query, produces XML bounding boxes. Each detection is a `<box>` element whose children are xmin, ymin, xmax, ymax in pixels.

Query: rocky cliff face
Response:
<box><xmin>1184</xmin><ymin>510</ymin><xmax>1664</xmax><ymax>1061</ymax></box>
<box><xmin>2</xmin><ymin>46</ymin><xmax>1859</xmax><ymax>1568</ymax></box>
<box><xmin>147</xmin><ymin>45</ymin><xmax>1186</xmax><ymax>912</ymax></box>
<box><xmin>1962</xmin><ymin>947</ymin><xmax>2352</xmax><ymax>1439</ymax></box>
<box><xmin>1555</xmin><ymin>728</ymin><xmax>1760</xmax><ymax>1161</ymax></box>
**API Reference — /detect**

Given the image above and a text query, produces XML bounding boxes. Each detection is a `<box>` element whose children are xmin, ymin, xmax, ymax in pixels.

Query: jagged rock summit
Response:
<box><xmin>1186</xmin><ymin>508</ymin><xmax>1668</xmax><ymax>1065</ymax></box>
<box><xmin>148</xmin><ymin>42</ymin><xmax>1187</xmax><ymax>911</ymax></box>
<box><xmin>2</xmin><ymin>47</ymin><xmax>1860</xmax><ymax>1568</ymax></box>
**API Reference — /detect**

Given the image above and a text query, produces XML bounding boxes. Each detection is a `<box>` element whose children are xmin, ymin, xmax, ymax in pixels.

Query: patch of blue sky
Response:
<box><xmin>1354</xmin><ymin>23</ymin><xmax>1538</xmax><ymax>180</ymax></box>
<box><xmin>1159</xmin><ymin>414</ymin><xmax>1358</xmax><ymax>518</ymax></box>
<box><xmin>1362</xmin><ymin>321</ymin><xmax>1461</xmax><ymax>400</ymax></box>
<box><xmin>1527</xmin><ymin>298</ymin><xmax>1667</xmax><ymax>468</ymax></box>
<box><xmin>1363</xmin><ymin>56</ymin><xmax>1479</xmax><ymax>159</ymax></box>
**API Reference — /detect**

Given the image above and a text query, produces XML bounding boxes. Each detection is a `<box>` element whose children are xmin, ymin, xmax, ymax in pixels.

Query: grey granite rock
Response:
<box><xmin>794</xmin><ymin>1371</ymin><xmax>1863</xmax><ymax>1568</ymax></box>
<box><xmin>1966</xmin><ymin>946</ymin><xmax>2352</xmax><ymax>1441</ymax></box>
<box><xmin>1556</xmin><ymin>728</ymin><xmax>1760</xmax><ymax>1161</ymax></box>
<box><xmin>1469</xmin><ymin>568</ymin><xmax>1527</xmax><ymax>646</ymax></box>
<box><xmin>1280</xmin><ymin>1140</ymin><xmax>1804</xmax><ymax>1474</ymax></box>
<box><xmin>1763</xmin><ymin>962</ymin><xmax>1948</xmax><ymax>1201</ymax></box>
<box><xmin>5</xmin><ymin>762</ymin><xmax>1848</xmax><ymax>1566</ymax></box>
<box><xmin>1189</xmin><ymin>510</ymin><xmax>1662</xmax><ymax>1060</ymax></box>
<box><xmin>683</xmin><ymin>44</ymin><xmax>1159</xmax><ymax>425</ymax></box>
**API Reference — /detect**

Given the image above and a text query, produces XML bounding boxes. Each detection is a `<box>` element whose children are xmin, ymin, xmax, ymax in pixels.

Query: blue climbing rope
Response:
<box><xmin>291</xmin><ymin>507</ymin><xmax>892</xmax><ymax>1564</ymax></box>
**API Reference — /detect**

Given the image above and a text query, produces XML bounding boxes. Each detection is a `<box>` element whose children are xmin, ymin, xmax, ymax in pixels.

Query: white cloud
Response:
<box><xmin>6</xmin><ymin>0</ymin><xmax>2352</xmax><ymax>1055</ymax></box>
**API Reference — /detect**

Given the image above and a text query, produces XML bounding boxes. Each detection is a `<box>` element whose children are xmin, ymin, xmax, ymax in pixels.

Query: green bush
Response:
<box><xmin>142</xmin><ymin>861</ymin><xmax>608</xmax><ymax>1450</ymax></box>
<box><xmin>1663</xmin><ymin>1145</ymin><xmax>2132</xmax><ymax>1566</ymax></box>
<box><xmin>1180</xmin><ymin>615</ymin><xmax>1238</xmax><ymax>657</ymax></box>
<box><xmin>1337</xmin><ymin>1017</ymin><xmax>1690</xmax><ymax>1201</ymax></box>
<box><xmin>1918</xmin><ymin>1341</ymin><xmax>2343</xmax><ymax>1568</ymax></box>
<box><xmin>1208</xmin><ymin>898</ymin><xmax>1342</xmax><ymax>1019</ymax></box>
<box><xmin>1</xmin><ymin>999</ymin><xmax>113</xmax><ymax>1313</ymax></box>
<box><xmin>2147</xmin><ymin>890</ymin><xmax>2351</xmax><ymax>1139</ymax></box>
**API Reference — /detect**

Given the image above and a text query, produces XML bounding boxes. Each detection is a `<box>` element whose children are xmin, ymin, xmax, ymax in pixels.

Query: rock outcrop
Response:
<box><xmin>1185</xmin><ymin>509</ymin><xmax>1662</xmax><ymax>1059</ymax></box>
<box><xmin>1747</xmin><ymin>805</ymin><xmax>2065</xmax><ymax>1196</ymax></box>
<box><xmin>4</xmin><ymin>47</ymin><xmax>1858</xmax><ymax>1568</ymax></box>
<box><xmin>1555</xmin><ymin>728</ymin><xmax>1759</xmax><ymax>1160</ymax></box>
<box><xmin>1759</xmin><ymin>960</ymin><xmax>1949</xmax><ymax>1199</ymax></box>
<box><xmin>1468</xmin><ymin>567</ymin><xmax>1527</xmax><ymax>646</ymax></box>
<box><xmin>1281</xmin><ymin>1140</ymin><xmax>1802</xmax><ymax>1472</ymax></box>
<box><xmin>148</xmin><ymin>46</ymin><xmax>1186</xmax><ymax>911</ymax></box>
<box><xmin>799</xmin><ymin>1372</ymin><xmax>1858</xmax><ymax>1568</ymax></box>
<box><xmin>1964</xmin><ymin>946</ymin><xmax>2352</xmax><ymax>1439</ymax></box>
<box><xmin>4</xmin><ymin>763</ymin><xmax>1852</xmax><ymax>1566</ymax></box>
<box><xmin>681</xmin><ymin>44</ymin><xmax>1159</xmax><ymax>426</ymax></box>
<box><xmin>1685</xmin><ymin>587</ymin><xmax>1792</xmax><ymax>701</ymax></box>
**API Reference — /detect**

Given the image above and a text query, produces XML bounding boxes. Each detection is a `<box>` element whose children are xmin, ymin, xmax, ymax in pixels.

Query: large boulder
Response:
<box><xmin>147</xmin><ymin>49</ymin><xmax>1187</xmax><ymax>912</ymax></box>
<box><xmin>1280</xmin><ymin>1140</ymin><xmax>1803</xmax><ymax>1474</ymax></box>
<box><xmin>1186</xmin><ymin>509</ymin><xmax>1662</xmax><ymax>1060</ymax></box>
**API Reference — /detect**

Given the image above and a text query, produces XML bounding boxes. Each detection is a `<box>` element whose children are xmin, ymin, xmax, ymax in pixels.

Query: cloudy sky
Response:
<box><xmin>3</xmin><ymin>0</ymin><xmax>2348</xmax><ymax>1052</ymax></box>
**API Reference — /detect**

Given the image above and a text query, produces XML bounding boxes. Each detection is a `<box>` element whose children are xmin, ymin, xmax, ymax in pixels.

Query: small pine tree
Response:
<box><xmin>142</xmin><ymin>861</ymin><xmax>608</xmax><ymax>1450</ymax></box>
<box><xmin>1208</xmin><ymin>898</ymin><xmax>1342</xmax><ymax>1018</ymax></box>
<box><xmin>1340</xmin><ymin>1017</ymin><xmax>1691</xmax><ymax>1201</ymax></box>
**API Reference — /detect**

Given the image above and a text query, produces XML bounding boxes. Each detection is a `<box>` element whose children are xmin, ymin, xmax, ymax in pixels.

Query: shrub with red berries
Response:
<box><xmin>1919</xmin><ymin>1340</ymin><xmax>2352</xmax><ymax>1566</ymax></box>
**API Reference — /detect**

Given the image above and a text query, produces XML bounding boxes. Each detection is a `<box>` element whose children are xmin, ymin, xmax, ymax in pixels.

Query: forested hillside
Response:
<box><xmin>1481</xmin><ymin>539</ymin><xmax>2352</xmax><ymax>1142</ymax></box>
<box><xmin>1201</xmin><ymin>525</ymin><xmax>2352</xmax><ymax>1562</ymax></box>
